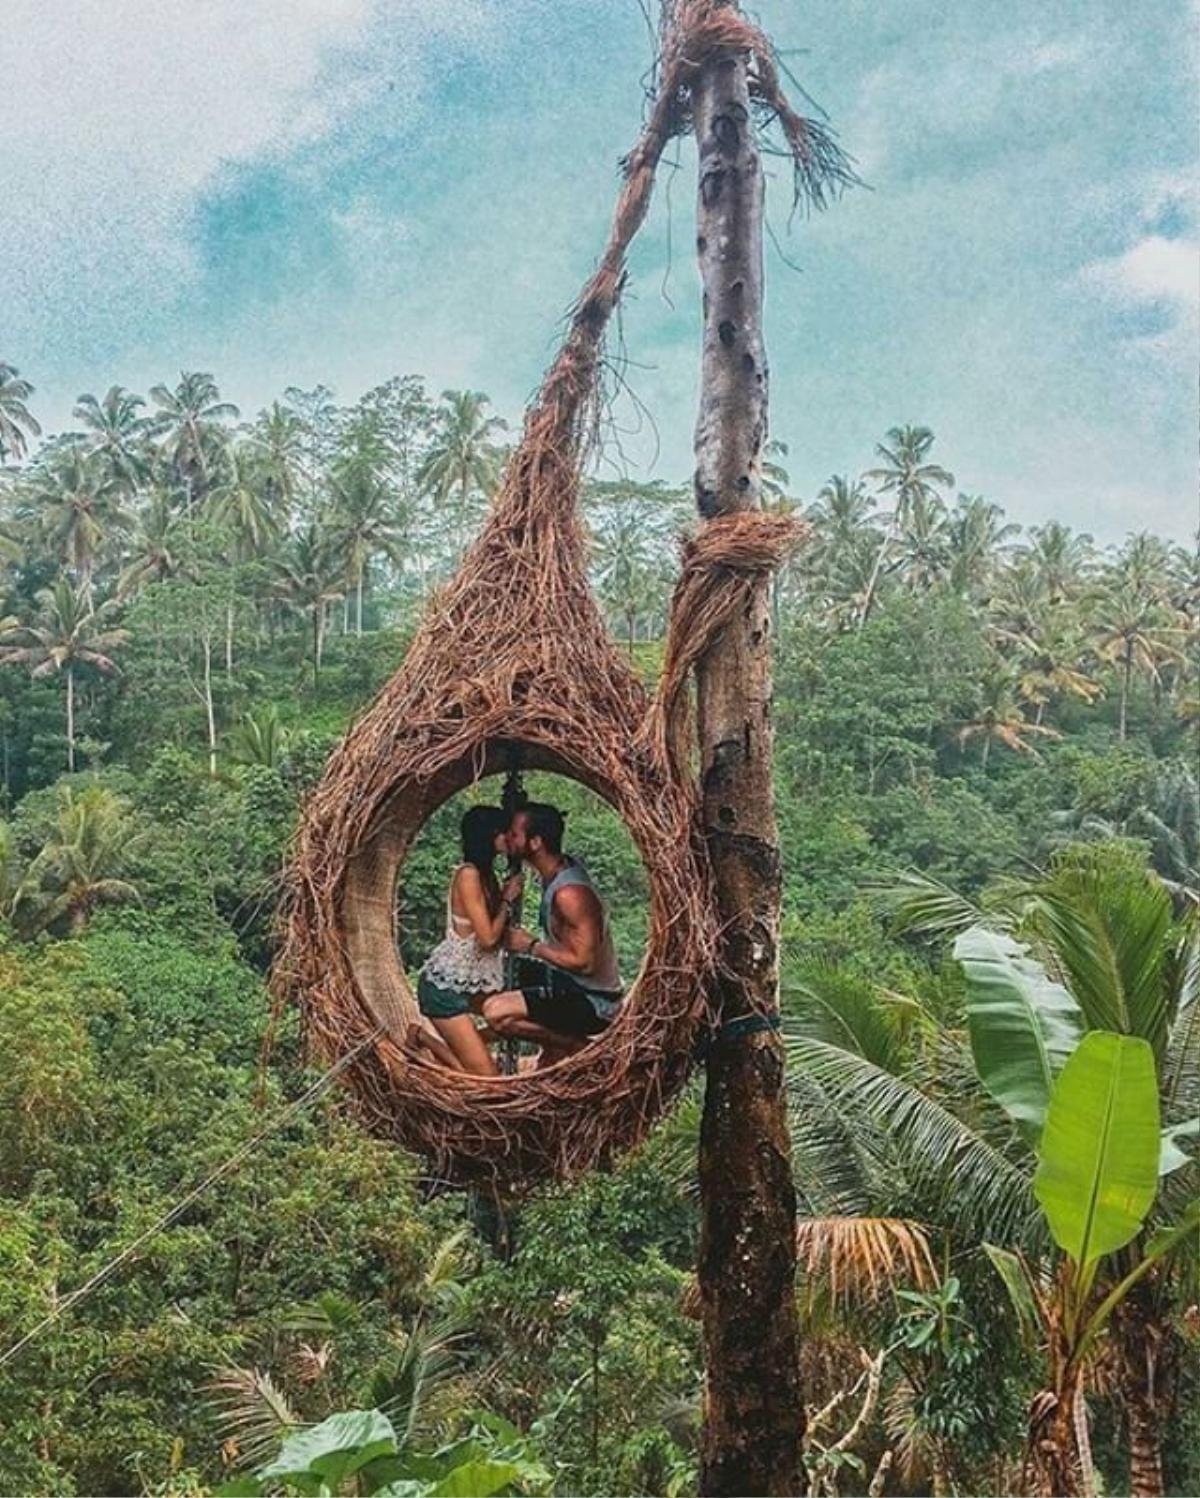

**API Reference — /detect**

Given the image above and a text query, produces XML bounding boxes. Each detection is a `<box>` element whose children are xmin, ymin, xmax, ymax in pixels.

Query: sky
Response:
<box><xmin>4</xmin><ymin>0</ymin><xmax>1197</xmax><ymax>543</ymax></box>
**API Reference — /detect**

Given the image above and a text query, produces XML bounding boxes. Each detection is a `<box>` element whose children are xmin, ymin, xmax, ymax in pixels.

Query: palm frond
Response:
<box><xmin>205</xmin><ymin>1363</ymin><xmax>301</xmax><ymax>1470</ymax></box>
<box><xmin>783</xmin><ymin>961</ymin><xmax>906</xmax><ymax>1071</ymax></box>
<box><xmin>784</xmin><ymin>1025</ymin><xmax>1039</xmax><ymax>1246</ymax></box>
<box><xmin>867</xmin><ymin>869</ymin><xmax>992</xmax><ymax>940</ymax></box>
<box><xmin>370</xmin><ymin>1306</ymin><xmax>469</xmax><ymax>1448</ymax></box>
<box><xmin>795</xmin><ymin>1216</ymin><xmax>935</xmax><ymax>1307</ymax></box>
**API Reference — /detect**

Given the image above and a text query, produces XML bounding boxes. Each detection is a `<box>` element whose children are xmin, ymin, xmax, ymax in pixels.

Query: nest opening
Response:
<box><xmin>352</xmin><ymin>745</ymin><xmax>653</xmax><ymax>1078</ymax></box>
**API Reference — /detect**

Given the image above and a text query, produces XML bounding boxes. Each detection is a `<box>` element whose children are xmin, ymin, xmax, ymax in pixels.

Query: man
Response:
<box><xmin>481</xmin><ymin>802</ymin><xmax>623</xmax><ymax>1065</ymax></box>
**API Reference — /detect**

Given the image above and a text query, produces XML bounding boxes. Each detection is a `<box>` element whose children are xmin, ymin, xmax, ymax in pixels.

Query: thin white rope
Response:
<box><xmin>0</xmin><ymin>1027</ymin><xmax>383</xmax><ymax>1370</ymax></box>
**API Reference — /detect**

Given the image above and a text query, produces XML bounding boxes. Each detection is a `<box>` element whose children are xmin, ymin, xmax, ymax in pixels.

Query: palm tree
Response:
<box><xmin>859</xmin><ymin>425</ymin><xmax>954</xmax><ymax>626</ymax></box>
<box><xmin>329</xmin><ymin>462</ymin><xmax>406</xmax><ymax>634</ymax></box>
<box><xmin>1090</xmin><ymin>582</ymin><xmax>1185</xmax><ymax>742</ymax></box>
<box><xmin>1017</xmin><ymin>522</ymin><xmax>1095</xmax><ymax>604</ymax></box>
<box><xmin>228</xmin><ymin>704</ymin><xmax>289</xmax><ymax>769</ymax></box>
<box><xmin>0</xmin><ymin>581</ymin><xmax>127</xmax><ymax>771</ymax></box>
<box><xmin>895</xmin><ymin>491</ymin><xmax>952</xmax><ymax>591</ymax></box>
<box><xmin>588</xmin><ymin>483</ymin><xmax>678</xmax><ymax>653</ymax></box>
<box><xmin>117</xmin><ymin>490</ymin><xmax>188</xmax><ymax>597</ymax></box>
<box><xmin>72</xmin><ymin>385</ymin><xmax>153</xmax><ymax>491</ymax></box>
<box><xmin>1114</xmin><ymin>532</ymin><xmax>1175</xmax><ymax>601</ymax></box>
<box><xmin>417</xmin><ymin>390</ymin><xmax>507</xmax><ymax>561</ymax></box>
<box><xmin>946</xmin><ymin>493</ymin><xmax>1019</xmax><ymax>598</ymax></box>
<box><xmin>33</xmin><ymin>449</ymin><xmax>130</xmax><ymax>605</ymax></box>
<box><xmin>803</xmin><ymin>475</ymin><xmax>880</xmax><ymax>628</ymax></box>
<box><xmin>270</xmin><ymin>523</ymin><xmax>346</xmax><ymax>683</ymax></box>
<box><xmin>250</xmin><ymin>401</ymin><xmax>307</xmax><ymax>521</ymax></box>
<box><xmin>0</xmin><ymin>364</ymin><xmax>41</xmax><ymax>463</ymax></box>
<box><xmin>212</xmin><ymin>446</ymin><xmax>282</xmax><ymax>558</ymax></box>
<box><xmin>149</xmin><ymin>371</ymin><xmax>239</xmax><ymax>512</ymax></box>
<box><xmin>11</xmin><ymin>784</ymin><xmax>141</xmax><ymax>936</ymax></box>
<box><xmin>957</xmin><ymin>664</ymin><xmax>1061</xmax><ymax>767</ymax></box>
<box><xmin>761</xmin><ymin>437</ymin><xmax>792</xmax><ymax>505</ymax></box>
<box><xmin>996</xmin><ymin>607</ymin><xmax>1102</xmax><ymax>724</ymax></box>
<box><xmin>990</xmin><ymin>557</ymin><xmax>1051</xmax><ymax>641</ymax></box>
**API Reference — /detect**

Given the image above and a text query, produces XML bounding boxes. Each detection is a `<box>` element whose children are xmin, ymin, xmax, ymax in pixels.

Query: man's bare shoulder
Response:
<box><xmin>552</xmin><ymin>881</ymin><xmax>602</xmax><ymax>921</ymax></box>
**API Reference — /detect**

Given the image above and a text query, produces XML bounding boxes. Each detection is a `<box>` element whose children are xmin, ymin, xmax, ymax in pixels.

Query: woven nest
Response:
<box><xmin>273</xmin><ymin>0</ymin><xmax>831</xmax><ymax>1190</ymax></box>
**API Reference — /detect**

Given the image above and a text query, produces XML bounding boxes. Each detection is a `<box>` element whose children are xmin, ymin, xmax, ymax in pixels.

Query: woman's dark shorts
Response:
<box><xmin>416</xmin><ymin>972</ymin><xmax>473</xmax><ymax>1020</ymax></box>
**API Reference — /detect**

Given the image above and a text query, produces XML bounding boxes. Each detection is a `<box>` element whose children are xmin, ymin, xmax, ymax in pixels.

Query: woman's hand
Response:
<box><xmin>501</xmin><ymin>872</ymin><xmax>524</xmax><ymax>904</ymax></box>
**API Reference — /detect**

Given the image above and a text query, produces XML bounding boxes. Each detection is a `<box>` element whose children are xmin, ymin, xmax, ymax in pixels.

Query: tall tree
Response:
<box><xmin>1090</xmin><ymin>582</ymin><xmax>1184</xmax><ymax>742</ymax></box>
<box><xmin>11</xmin><ymin>783</ymin><xmax>141</xmax><ymax>936</ymax></box>
<box><xmin>33</xmin><ymin>449</ymin><xmax>129</xmax><ymax>605</ymax></box>
<box><xmin>149</xmin><ymin>371</ymin><xmax>239</xmax><ymax>513</ymax></box>
<box><xmin>690</xmin><ymin>27</ymin><xmax>805</xmax><ymax>1496</ymax></box>
<box><xmin>803</xmin><ymin>475</ymin><xmax>880</xmax><ymax>627</ymax></box>
<box><xmin>0</xmin><ymin>364</ymin><xmax>42</xmax><ymax>463</ymax></box>
<box><xmin>946</xmin><ymin>492</ymin><xmax>1019</xmax><ymax>597</ymax></box>
<box><xmin>270</xmin><ymin>522</ymin><xmax>345</xmax><ymax>683</ymax></box>
<box><xmin>859</xmin><ymin>425</ymin><xmax>954</xmax><ymax>626</ymax></box>
<box><xmin>0</xmin><ymin>580</ymin><xmax>127</xmax><ymax>772</ymax></box>
<box><xmin>417</xmin><ymin>390</ymin><xmax>507</xmax><ymax>562</ymax></box>
<box><xmin>117</xmin><ymin>490</ymin><xmax>188</xmax><ymax>598</ymax></box>
<box><xmin>329</xmin><ymin>462</ymin><xmax>406</xmax><ymax>635</ymax></box>
<box><xmin>72</xmin><ymin>385</ymin><xmax>153</xmax><ymax>492</ymax></box>
<box><xmin>1018</xmin><ymin>521</ymin><xmax>1094</xmax><ymax>603</ymax></box>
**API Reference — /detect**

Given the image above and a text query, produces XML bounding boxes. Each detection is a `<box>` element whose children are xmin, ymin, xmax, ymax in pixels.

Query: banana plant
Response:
<box><xmin>980</xmin><ymin>1033</ymin><xmax>1198</xmax><ymax>1498</ymax></box>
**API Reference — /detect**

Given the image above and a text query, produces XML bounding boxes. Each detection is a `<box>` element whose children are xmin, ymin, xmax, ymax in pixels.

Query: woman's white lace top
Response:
<box><xmin>420</xmin><ymin>866</ymin><xmax>505</xmax><ymax>995</ymax></box>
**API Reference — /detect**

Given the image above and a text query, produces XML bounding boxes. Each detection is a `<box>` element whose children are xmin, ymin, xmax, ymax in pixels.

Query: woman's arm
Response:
<box><xmin>454</xmin><ymin>865</ymin><xmax>509</xmax><ymax>949</ymax></box>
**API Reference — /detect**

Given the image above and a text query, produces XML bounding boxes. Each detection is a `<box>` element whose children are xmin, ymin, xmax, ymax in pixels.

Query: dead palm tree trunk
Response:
<box><xmin>691</xmin><ymin>28</ymin><xmax>804</xmax><ymax>1496</ymax></box>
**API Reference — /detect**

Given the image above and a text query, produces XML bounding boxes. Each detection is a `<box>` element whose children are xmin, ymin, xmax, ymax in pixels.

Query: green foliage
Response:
<box><xmin>1</xmin><ymin>373</ymin><xmax>1196</xmax><ymax>1495</ymax></box>
<box><xmin>225</xmin><ymin>1406</ymin><xmax>551</xmax><ymax>1498</ymax></box>
<box><xmin>953</xmin><ymin>925</ymin><xmax>1082</xmax><ymax>1134</ymax></box>
<box><xmin>1033</xmin><ymin>1032</ymin><xmax>1160</xmax><ymax>1272</ymax></box>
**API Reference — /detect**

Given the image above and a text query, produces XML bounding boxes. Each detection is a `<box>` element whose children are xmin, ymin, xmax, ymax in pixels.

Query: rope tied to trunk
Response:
<box><xmin>644</xmin><ymin>510</ymin><xmax>809</xmax><ymax>781</ymax></box>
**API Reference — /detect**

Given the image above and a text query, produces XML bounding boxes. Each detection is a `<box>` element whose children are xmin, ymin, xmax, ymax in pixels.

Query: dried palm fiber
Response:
<box><xmin>274</xmin><ymin>0</ymin><xmax>848</xmax><ymax>1190</ymax></box>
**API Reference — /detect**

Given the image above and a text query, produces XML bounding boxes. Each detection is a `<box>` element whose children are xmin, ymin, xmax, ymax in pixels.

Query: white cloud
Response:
<box><xmin>1081</xmin><ymin>233</ymin><xmax>1200</xmax><ymax>359</ymax></box>
<box><xmin>1084</xmin><ymin>234</ymin><xmax>1199</xmax><ymax>307</ymax></box>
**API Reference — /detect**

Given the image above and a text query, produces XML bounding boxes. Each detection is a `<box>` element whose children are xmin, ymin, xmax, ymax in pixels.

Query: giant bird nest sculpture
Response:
<box><xmin>274</xmin><ymin>1</ymin><xmax>846</xmax><ymax>1190</ymax></box>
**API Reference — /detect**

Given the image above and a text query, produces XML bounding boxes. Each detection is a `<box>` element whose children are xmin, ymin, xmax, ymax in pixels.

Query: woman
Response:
<box><xmin>416</xmin><ymin>804</ymin><xmax>521</xmax><ymax>1075</ymax></box>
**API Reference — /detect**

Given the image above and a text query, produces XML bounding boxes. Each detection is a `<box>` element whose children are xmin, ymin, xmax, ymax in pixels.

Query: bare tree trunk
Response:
<box><xmin>201</xmin><ymin>635</ymin><xmax>218</xmax><ymax>776</ymax></box>
<box><xmin>357</xmin><ymin>568</ymin><xmax>365</xmax><ymax>636</ymax></box>
<box><xmin>857</xmin><ymin>515</ymin><xmax>896</xmax><ymax>631</ymax></box>
<box><xmin>1120</xmin><ymin>641</ymin><xmax>1132</xmax><ymax>742</ymax></box>
<box><xmin>691</xmin><ymin>30</ymin><xmax>804</xmax><ymax>1497</ymax></box>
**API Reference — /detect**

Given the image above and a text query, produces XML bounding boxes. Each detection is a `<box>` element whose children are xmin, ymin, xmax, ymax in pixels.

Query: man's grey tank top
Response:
<box><xmin>537</xmin><ymin>858</ymin><xmax>623</xmax><ymax>995</ymax></box>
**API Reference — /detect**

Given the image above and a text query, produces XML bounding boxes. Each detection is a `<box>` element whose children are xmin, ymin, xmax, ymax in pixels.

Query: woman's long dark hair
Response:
<box><xmin>460</xmin><ymin>805</ymin><xmax>506</xmax><ymax>916</ymax></box>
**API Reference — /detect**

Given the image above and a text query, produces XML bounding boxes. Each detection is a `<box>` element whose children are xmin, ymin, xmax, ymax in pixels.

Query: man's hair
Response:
<box><xmin>521</xmin><ymin>801</ymin><xmax>566</xmax><ymax>855</ymax></box>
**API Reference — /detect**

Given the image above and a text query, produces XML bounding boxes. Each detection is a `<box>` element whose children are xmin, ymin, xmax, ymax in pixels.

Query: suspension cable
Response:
<box><xmin>0</xmin><ymin>1027</ymin><xmax>383</xmax><ymax>1370</ymax></box>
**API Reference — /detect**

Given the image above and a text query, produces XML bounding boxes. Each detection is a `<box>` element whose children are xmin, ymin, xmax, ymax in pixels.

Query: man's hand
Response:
<box><xmin>505</xmin><ymin>926</ymin><xmax>536</xmax><ymax>954</ymax></box>
<box><xmin>501</xmin><ymin>872</ymin><xmax>524</xmax><ymax>904</ymax></box>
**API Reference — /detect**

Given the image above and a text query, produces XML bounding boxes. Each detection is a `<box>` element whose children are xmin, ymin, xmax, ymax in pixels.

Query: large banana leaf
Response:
<box><xmin>1033</xmin><ymin>1032</ymin><xmax>1159</xmax><ymax>1269</ymax></box>
<box><xmin>954</xmin><ymin>926</ymin><xmax>1083</xmax><ymax>1135</ymax></box>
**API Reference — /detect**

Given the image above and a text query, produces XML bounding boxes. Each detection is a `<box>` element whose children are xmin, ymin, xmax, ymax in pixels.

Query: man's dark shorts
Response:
<box><xmin>514</xmin><ymin>958</ymin><xmax>622</xmax><ymax>1039</ymax></box>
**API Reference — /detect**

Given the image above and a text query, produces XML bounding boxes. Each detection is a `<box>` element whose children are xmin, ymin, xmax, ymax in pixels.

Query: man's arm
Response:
<box><xmin>509</xmin><ymin>884</ymin><xmax>601</xmax><ymax>977</ymax></box>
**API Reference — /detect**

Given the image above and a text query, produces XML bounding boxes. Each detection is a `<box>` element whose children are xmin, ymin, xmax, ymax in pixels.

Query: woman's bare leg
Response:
<box><xmin>432</xmin><ymin>1015</ymin><xmax>499</xmax><ymax>1076</ymax></box>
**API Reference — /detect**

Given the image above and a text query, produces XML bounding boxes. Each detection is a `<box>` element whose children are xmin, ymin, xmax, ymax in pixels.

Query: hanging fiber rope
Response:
<box><xmin>0</xmin><ymin>1028</ymin><xmax>384</xmax><ymax>1372</ymax></box>
<box><xmin>274</xmin><ymin>0</ymin><xmax>850</xmax><ymax>1191</ymax></box>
